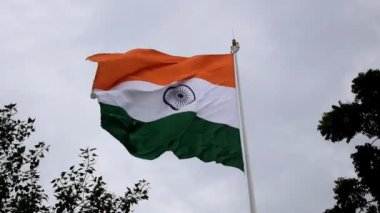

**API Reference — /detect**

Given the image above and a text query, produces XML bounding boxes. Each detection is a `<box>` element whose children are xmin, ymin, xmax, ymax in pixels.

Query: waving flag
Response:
<box><xmin>88</xmin><ymin>49</ymin><xmax>243</xmax><ymax>170</ymax></box>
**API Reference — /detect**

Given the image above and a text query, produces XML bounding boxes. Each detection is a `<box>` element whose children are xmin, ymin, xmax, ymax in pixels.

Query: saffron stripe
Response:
<box><xmin>88</xmin><ymin>49</ymin><xmax>235</xmax><ymax>90</ymax></box>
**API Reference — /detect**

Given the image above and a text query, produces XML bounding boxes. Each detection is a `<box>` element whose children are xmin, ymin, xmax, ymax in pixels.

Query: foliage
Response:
<box><xmin>318</xmin><ymin>69</ymin><xmax>380</xmax><ymax>213</ymax></box>
<box><xmin>0</xmin><ymin>103</ymin><xmax>49</xmax><ymax>212</ymax></box>
<box><xmin>0</xmin><ymin>104</ymin><xmax>149</xmax><ymax>212</ymax></box>
<box><xmin>318</xmin><ymin>69</ymin><xmax>380</xmax><ymax>143</ymax></box>
<box><xmin>51</xmin><ymin>148</ymin><xmax>149</xmax><ymax>212</ymax></box>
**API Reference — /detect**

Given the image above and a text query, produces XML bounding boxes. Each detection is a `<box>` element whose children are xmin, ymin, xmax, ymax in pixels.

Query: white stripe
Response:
<box><xmin>93</xmin><ymin>78</ymin><xmax>239</xmax><ymax>128</ymax></box>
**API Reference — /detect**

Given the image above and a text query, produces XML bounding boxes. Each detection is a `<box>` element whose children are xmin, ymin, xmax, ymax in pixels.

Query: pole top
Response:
<box><xmin>231</xmin><ymin>39</ymin><xmax>240</xmax><ymax>54</ymax></box>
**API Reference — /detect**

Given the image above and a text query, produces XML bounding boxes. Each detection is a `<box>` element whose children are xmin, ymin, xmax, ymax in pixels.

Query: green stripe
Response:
<box><xmin>99</xmin><ymin>103</ymin><xmax>244</xmax><ymax>171</ymax></box>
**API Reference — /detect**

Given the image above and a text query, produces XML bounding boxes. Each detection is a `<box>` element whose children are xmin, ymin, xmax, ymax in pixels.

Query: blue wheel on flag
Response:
<box><xmin>163</xmin><ymin>84</ymin><xmax>196</xmax><ymax>110</ymax></box>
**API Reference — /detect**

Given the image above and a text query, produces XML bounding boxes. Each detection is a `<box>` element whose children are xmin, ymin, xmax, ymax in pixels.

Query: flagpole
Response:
<box><xmin>231</xmin><ymin>39</ymin><xmax>257</xmax><ymax>213</ymax></box>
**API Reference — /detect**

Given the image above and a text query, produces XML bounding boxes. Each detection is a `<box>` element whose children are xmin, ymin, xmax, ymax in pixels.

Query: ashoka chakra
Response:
<box><xmin>163</xmin><ymin>84</ymin><xmax>196</xmax><ymax>110</ymax></box>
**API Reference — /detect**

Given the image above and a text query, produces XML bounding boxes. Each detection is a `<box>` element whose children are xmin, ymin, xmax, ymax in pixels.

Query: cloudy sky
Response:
<box><xmin>1</xmin><ymin>1</ymin><xmax>380</xmax><ymax>212</ymax></box>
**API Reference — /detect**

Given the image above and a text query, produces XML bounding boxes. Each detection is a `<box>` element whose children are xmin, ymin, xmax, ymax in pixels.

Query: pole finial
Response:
<box><xmin>231</xmin><ymin>39</ymin><xmax>240</xmax><ymax>53</ymax></box>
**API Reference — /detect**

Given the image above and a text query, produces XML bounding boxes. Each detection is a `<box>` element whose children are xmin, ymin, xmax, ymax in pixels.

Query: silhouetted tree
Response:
<box><xmin>0</xmin><ymin>104</ymin><xmax>149</xmax><ymax>212</ymax></box>
<box><xmin>318</xmin><ymin>69</ymin><xmax>380</xmax><ymax>213</ymax></box>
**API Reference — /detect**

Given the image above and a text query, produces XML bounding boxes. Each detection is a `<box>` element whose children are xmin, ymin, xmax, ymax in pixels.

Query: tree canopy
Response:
<box><xmin>318</xmin><ymin>69</ymin><xmax>380</xmax><ymax>213</ymax></box>
<box><xmin>0</xmin><ymin>104</ymin><xmax>149</xmax><ymax>212</ymax></box>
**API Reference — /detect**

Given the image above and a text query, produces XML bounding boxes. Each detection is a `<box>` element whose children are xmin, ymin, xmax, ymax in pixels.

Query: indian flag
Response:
<box><xmin>88</xmin><ymin>49</ymin><xmax>243</xmax><ymax>171</ymax></box>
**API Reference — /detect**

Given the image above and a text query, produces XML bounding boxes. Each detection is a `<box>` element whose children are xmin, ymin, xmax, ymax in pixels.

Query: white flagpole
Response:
<box><xmin>231</xmin><ymin>39</ymin><xmax>257</xmax><ymax>213</ymax></box>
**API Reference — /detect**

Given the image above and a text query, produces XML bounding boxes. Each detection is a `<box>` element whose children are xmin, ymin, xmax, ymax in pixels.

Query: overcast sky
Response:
<box><xmin>1</xmin><ymin>1</ymin><xmax>380</xmax><ymax>212</ymax></box>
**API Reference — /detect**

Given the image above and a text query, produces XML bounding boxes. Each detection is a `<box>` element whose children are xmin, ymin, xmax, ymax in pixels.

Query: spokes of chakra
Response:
<box><xmin>163</xmin><ymin>85</ymin><xmax>196</xmax><ymax>110</ymax></box>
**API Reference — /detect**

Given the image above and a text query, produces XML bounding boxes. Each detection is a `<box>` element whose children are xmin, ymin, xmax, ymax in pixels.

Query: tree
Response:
<box><xmin>318</xmin><ymin>69</ymin><xmax>380</xmax><ymax>213</ymax></box>
<box><xmin>0</xmin><ymin>104</ymin><xmax>149</xmax><ymax>212</ymax></box>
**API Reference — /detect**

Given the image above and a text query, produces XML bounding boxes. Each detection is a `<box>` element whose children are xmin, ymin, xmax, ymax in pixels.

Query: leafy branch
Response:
<box><xmin>0</xmin><ymin>104</ymin><xmax>150</xmax><ymax>213</ymax></box>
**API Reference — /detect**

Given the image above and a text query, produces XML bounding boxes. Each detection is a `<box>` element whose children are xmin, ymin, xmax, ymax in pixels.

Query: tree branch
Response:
<box><xmin>370</xmin><ymin>137</ymin><xmax>379</xmax><ymax>145</ymax></box>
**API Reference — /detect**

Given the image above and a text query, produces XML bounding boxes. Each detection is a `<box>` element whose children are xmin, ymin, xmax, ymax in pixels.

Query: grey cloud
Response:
<box><xmin>1</xmin><ymin>0</ymin><xmax>380</xmax><ymax>213</ymax></box>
